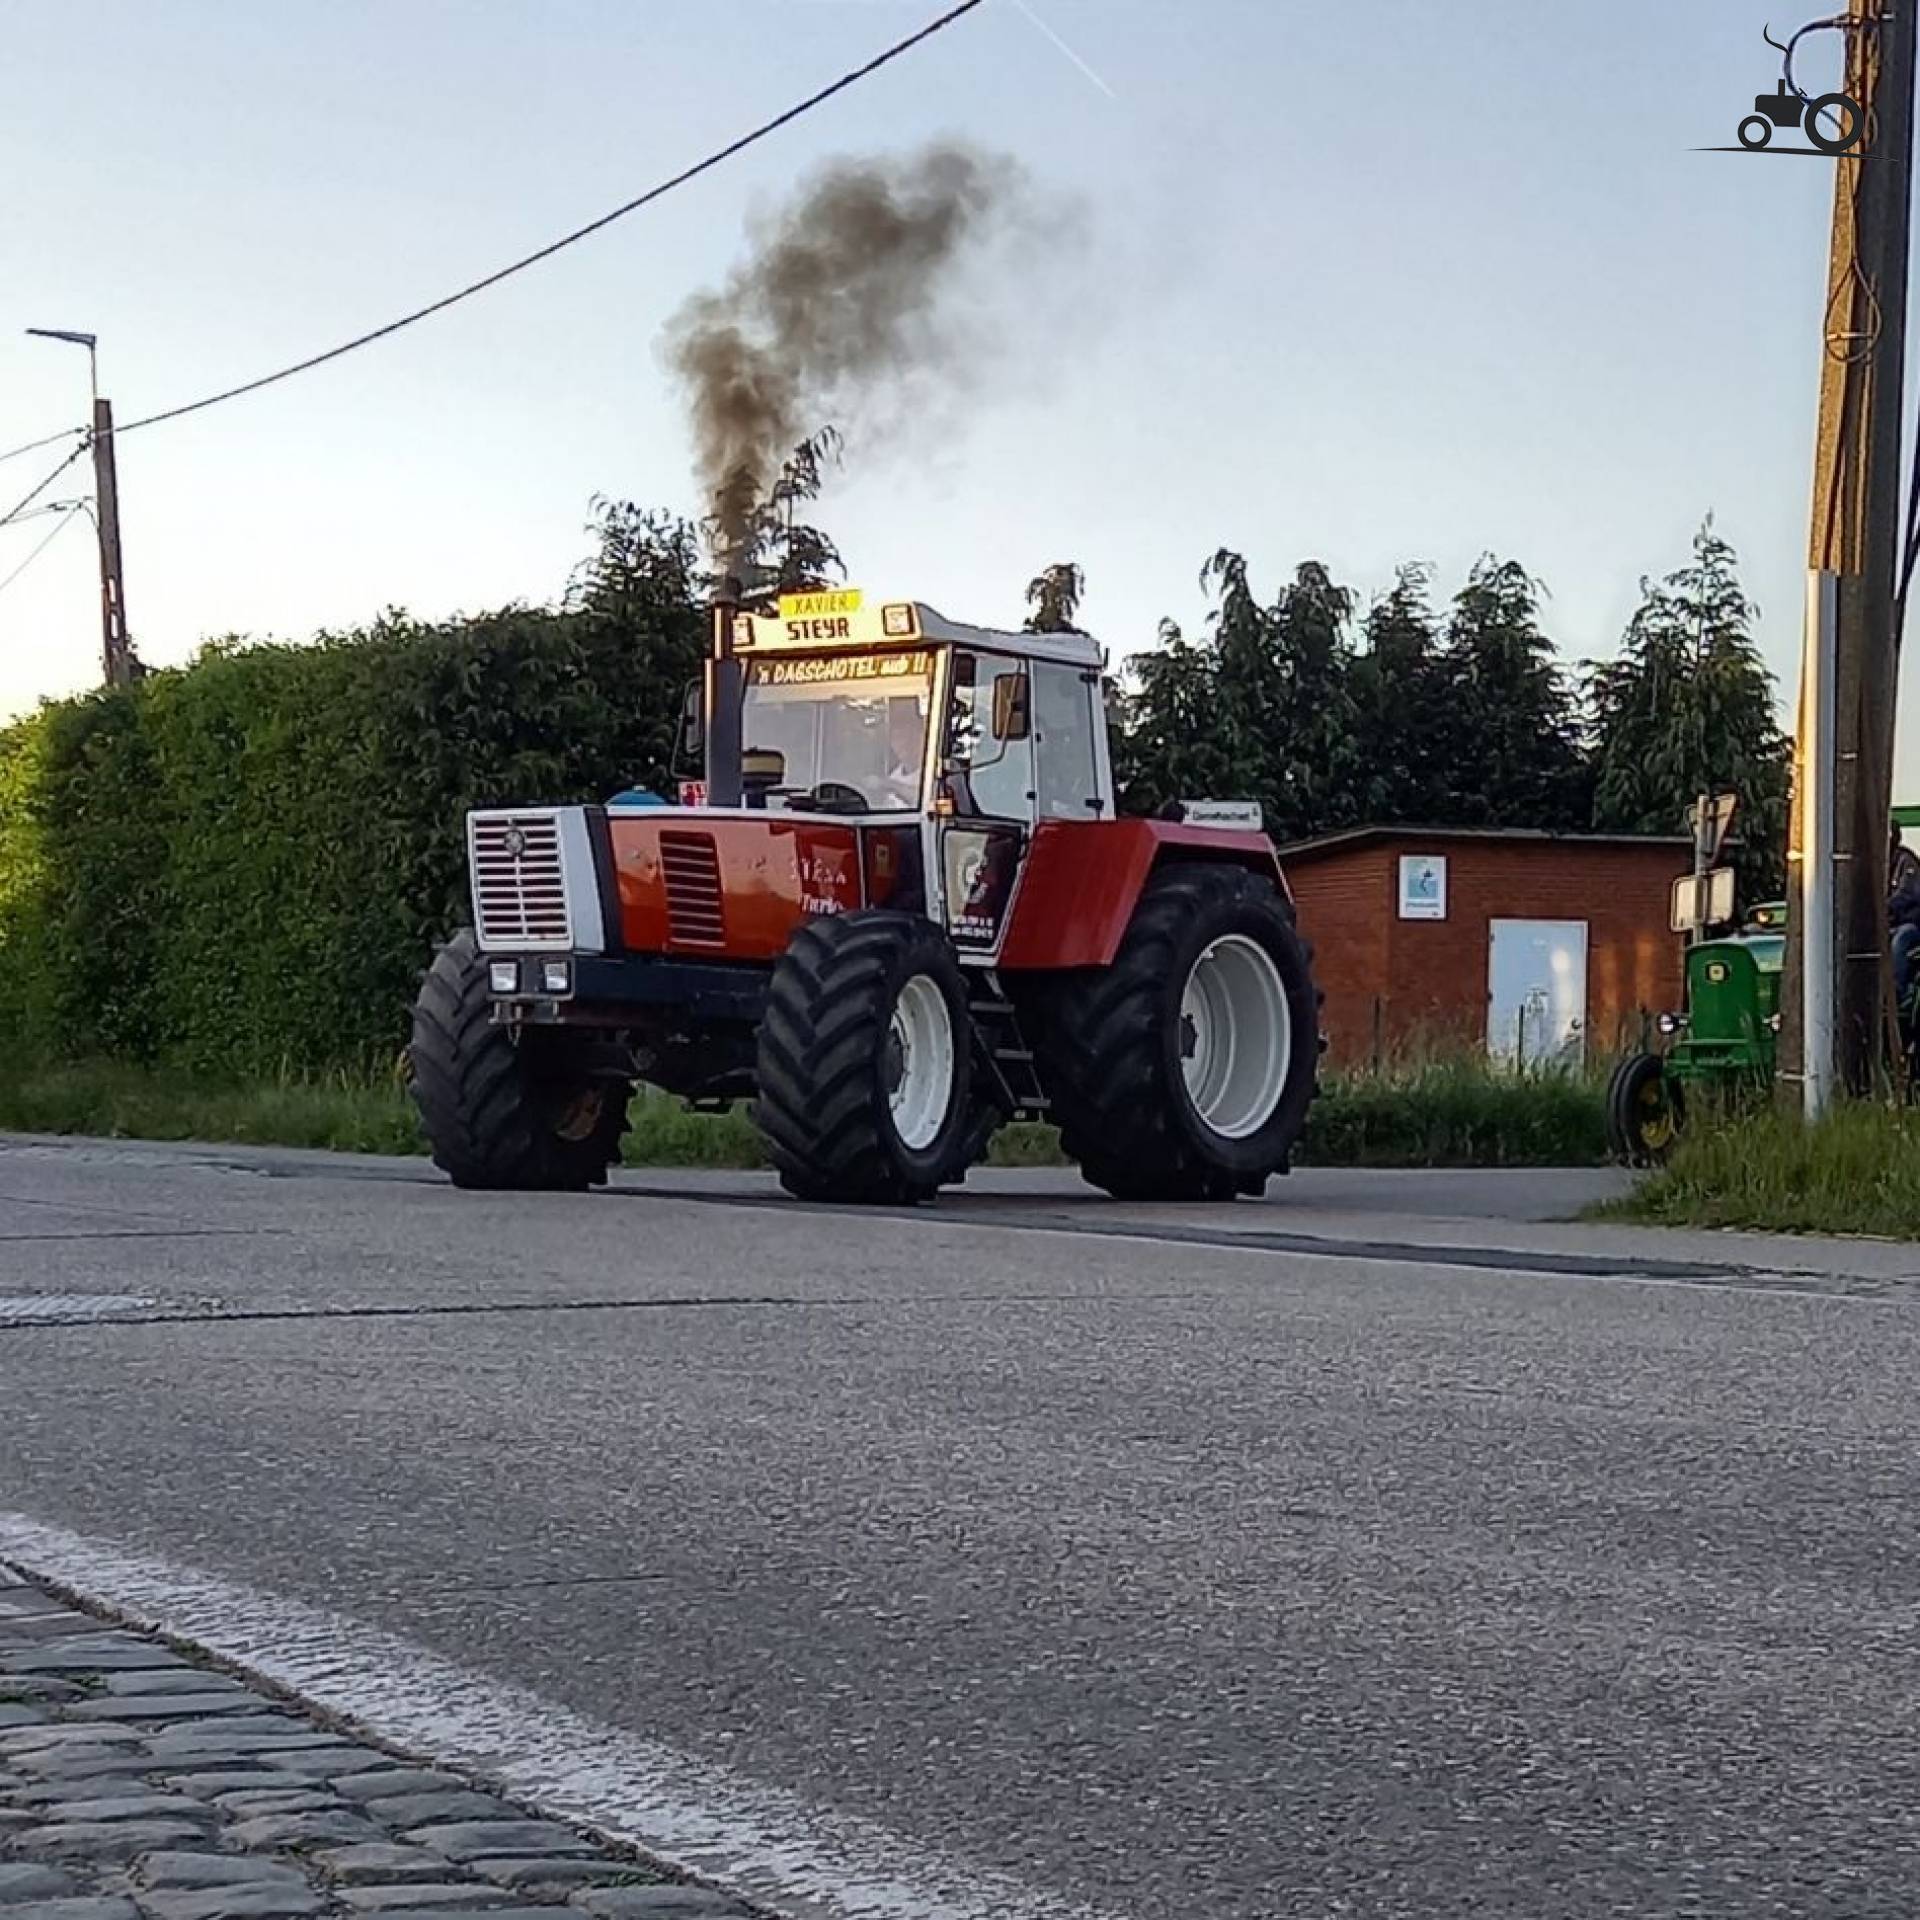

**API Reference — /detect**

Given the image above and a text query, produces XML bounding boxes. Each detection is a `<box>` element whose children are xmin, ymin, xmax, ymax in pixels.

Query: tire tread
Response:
<box><xmin>1034</xmin><ymin>863</ymin><xmax>1319</xmax><ymax>1201</ymax></box>
<box><xmin>753</xmin><ymin>913</ymin><xmax>969</xmax><ymax>1204</ymax></box>
<box><xmin>409</xmin><ymin>929</ymin><xmax>627</xmax><ymax>1190</ymax></box>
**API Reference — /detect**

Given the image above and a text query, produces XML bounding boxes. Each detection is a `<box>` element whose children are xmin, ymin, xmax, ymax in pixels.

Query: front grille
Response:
<box><xmin>660</xmin><ymin>830</ymin><xmax>725</xmax><ymax>948</ymax></box>
<box><xmin>470</xmin><ymin>810</ymin><xmax>571</xmax><ymax>949</ymax></box>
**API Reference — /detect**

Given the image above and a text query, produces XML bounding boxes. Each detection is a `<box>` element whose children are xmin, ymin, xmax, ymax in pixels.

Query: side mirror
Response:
<box><xmin>674</xmin><ymin>679</ymin><xmax>704</xmax><ymax>775</ymax></box>
<box><xmin>992</xmin><ymin>672</ymin><xmax>1030</xmax><ymax>742</ymax></box>
<box><xmin>742</xmin><ymin>746</ymin><xmax>785</xmax><ymax>792</ymax></box>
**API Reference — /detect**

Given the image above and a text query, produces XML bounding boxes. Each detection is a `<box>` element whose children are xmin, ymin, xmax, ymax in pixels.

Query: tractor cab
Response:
<box><xmin>685</xmin><ymin>592</ymin><xmax>1114</xmax><ymax>829</ymax></box>
<box><xmin>654</xmin><ymin>593</ymin><xmax>1119</xmax><ymax>960</ymax></box>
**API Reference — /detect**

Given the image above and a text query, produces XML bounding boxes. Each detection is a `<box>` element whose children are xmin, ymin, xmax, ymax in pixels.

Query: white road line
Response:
<box><xmin>0</xmin><ymin>1294</ymin><xmax>158</xmax><ymax>1324</ymax></box>
<box><xmin>0</xmin><ymin>1513</ymin><xmax>1117</xmax><ymax>1920</ymax></box>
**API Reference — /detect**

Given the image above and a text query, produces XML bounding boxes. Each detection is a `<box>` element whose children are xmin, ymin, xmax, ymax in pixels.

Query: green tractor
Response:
<box><xmin>1605</xmin><ymin>902</ymin><xmax>1786</xmax><ymax>1165</ymax></box>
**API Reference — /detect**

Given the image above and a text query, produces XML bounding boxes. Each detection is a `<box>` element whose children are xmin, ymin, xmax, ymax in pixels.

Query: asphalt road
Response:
<box><xmin>1</xmin><ymin>1137</ymin><xmax>1917</xmax><ymax>1918</ymax></box>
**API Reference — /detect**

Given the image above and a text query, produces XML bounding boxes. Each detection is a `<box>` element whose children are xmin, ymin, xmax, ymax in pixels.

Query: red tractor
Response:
<box><xmin>410</xmin><ymin>590</ymin><xmax>1322</xmax><ymax>1203</ymax></box>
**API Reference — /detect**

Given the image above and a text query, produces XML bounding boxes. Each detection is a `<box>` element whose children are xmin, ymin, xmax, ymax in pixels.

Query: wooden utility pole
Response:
<box><xmin>1784</xmin><ymin>0</ymin><xmax>1916</xmax><ymax>1099</ymax></box>
<box><xmin>89</xmin><ymin>397</ymin><xmax>132</xmax><ymax>690</ymax></box>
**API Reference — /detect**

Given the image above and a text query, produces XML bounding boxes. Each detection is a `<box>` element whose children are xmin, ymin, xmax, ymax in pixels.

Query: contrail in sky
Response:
<box><xmin>1009</xmin><ymin>0</ymin><xmax>1117</xmax><ymax>100</ymax></box>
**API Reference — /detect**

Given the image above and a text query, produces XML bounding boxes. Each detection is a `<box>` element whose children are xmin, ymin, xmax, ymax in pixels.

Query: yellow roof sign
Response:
<box><xmin>777</xmin><ymin>589</ymin><xmax>863</xmax><ymax>621</ymax></box>
<box><xmin>736</xmin><ymin>589</ymin><xmax>923</xmax><ymax>652</ymax></box>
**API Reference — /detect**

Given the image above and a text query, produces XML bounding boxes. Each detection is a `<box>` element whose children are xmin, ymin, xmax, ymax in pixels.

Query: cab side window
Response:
<box><xmin>1032</xmin><ymin>663</ymin><xmax>1100</xmax><ymax>820</ymax></box>
<box><xmin>948</xmin><ymin>651</ymin><xmax>1034</xmax><ymax>820</ymax></box>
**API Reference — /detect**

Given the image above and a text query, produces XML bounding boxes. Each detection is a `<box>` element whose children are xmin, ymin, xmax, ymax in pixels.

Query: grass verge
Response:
<box><xmin>0</xmin><ymin>1054</ymin><xmax>1611</xmax><ymax>1171</ymax></box>
<box><xmin>0</xmin><ymin>1061</ymin><xmax>1046</xmax><ymax>1171</ymax></box>
<box><xmin>0</xmin><ymin>1059</ymin><xmax>768</xmax><ymax>1167</ymax></box>
<box><xmin>1599</xmin><ymin>1100</ymin><xmax>1920</xmax><ymax>1237</ymax></box>
<box><xmin>1303</xmin><ymin>1058</ymin><xmax>1607</xmax><ymax>1168</ymax></box>
<box><xmin>0</xmin><ymin>1058</ymin><xmax>425</xmax><ymax>1156</ymax></box>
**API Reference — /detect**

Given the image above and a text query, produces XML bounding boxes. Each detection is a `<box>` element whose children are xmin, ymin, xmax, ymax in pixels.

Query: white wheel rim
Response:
<box><xmin>887</xmin><ymin>973</ymin><xmax>956</xmax><ymax>1152</ymax></box>
<box><xmin>1178</xmin><ymin>934</ymin><xmax>1292</xmax><ymax>1140</ymax></box>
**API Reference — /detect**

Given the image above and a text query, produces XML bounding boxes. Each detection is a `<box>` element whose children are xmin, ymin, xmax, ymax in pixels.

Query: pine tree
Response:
<box><xmin>1112</xmin><ymin>618</ymin><xmax>1235</xmax><ymax>815</ymax></box>
<box><xmin>1350</xmin><ymin>563</ymin><xmax>1446</xmax><ymax>823</ymax></box>
<box><xmin>1437</xmin><ymin>557</ymin><xmax>1590</xmax><ymax>829</ymax></box>
<box><xmin>1269</xmin><ymin>560</ymin><xmax>1362</xmax><ymax>838</ymax></box>
<box><xmin>1588</xmin><ymin>521</ymin><xmax>1789</xmax><ymax>898</ymax></box>
<box><xmin>1200</xmin><ymin>548</ymin><xmax>1282</xmax><ymax>819</ymax></box>
<box><xmin>1130</xmin><ymin>552</ymin><xmax>1361</xmax><ymax>840</ymax></box>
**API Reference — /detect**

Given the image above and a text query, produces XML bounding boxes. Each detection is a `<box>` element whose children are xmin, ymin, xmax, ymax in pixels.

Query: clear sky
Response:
<box><xmin>3</xmin><ymin>1</ymin><xmax>1910</xmax><ymax>789</ymax></box>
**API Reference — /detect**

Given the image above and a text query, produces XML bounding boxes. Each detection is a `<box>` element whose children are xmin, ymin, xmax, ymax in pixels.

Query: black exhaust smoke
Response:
<box><xmin>665</xmin><ymin>140</ymin><xmax>1063</xmax><ymax>577</ymax></box>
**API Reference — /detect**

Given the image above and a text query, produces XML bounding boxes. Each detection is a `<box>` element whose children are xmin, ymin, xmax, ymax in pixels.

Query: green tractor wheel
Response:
<box><xmin>1606</xmin><ymin>1051</ymin><xmax>1684</xmax><ymax>1167</ymax></box>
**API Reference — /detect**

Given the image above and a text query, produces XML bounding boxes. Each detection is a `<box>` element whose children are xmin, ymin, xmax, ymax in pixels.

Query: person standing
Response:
<box><xmin>1890</xmin><ymin>826</ymin><xmax>1920</xmax><ymax>1008</ymax></box>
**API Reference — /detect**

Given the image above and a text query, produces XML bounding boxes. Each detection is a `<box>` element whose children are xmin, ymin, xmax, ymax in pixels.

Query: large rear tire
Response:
<box><xmin>754</xmin><ymin>911</ymin><xmax>974</xmax><ymax>1204</ymax></box>
<box><xmin>1035</xmin><ymin>863</ymin><xmax>1320</xmax><ymax>1201</ymax></box>
<box><xmin>409</xmin><ymin>929</ymin><xmax>629</xmax><ymax>1190</ymax></box>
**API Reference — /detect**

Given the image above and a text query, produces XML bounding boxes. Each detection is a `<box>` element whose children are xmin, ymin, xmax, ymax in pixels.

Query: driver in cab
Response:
<box><xmin>874</xmin><ymin>697</ymin><xmax>928</xmax><ymax>809</ymax></box>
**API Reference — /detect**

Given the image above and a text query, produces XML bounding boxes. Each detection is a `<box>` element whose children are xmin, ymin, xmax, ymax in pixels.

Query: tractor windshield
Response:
<box><xmin>741</xmin><ymin>649</ymin><xmax>935</xmax><ymax>814</ymax></box>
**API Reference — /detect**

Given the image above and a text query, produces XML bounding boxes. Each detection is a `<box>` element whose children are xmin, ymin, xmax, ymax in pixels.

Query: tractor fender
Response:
<box><xmin>997</xmin><ymin>819</ymin><xmax>1290</xmax><ymax>970</ymax></box>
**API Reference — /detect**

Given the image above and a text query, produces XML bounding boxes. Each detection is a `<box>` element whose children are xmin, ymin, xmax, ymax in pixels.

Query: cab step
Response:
<box><xmin>968</xmin><ymin>982</ymin><xmax>1050</xmax><ymax>1119</ymax></box>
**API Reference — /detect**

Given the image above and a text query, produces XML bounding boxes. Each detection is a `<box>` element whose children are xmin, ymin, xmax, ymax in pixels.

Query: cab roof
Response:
<box><xmin>732</xmin><ymin>589</ymin><xmax>1105</xmax><ymax>670</ymax></box>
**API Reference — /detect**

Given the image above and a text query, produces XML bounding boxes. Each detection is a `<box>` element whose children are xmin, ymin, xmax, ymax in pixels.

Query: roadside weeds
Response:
<box><xmin>1598</xmin><ymin>1101</ymin><xmax>1920</xmax><ymax>1238</ymax></box>
<box><xmin>0</xmin><ymin>1054</ymin><xmax>1618</xmax><ymax>1172</ymax></box>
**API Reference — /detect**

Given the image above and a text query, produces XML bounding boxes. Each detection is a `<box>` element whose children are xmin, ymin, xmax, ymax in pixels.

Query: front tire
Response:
<box><xmin>1605</xmin><ymin>1050</ymin><xmax>1682</xmax><ymax>1166</ymax></box>
<box><xmin>1738</xmin><ymin>113</ymin><xmax>1774</xmax><ymax>150</ymax></box>
<box><xmin>409</xmin><ymin>929</ymin><xmax>629</xmax><ymax>1190</ymax></box>
<box><xmin>1035</xmin><ymin>863</ymin><xmax>1320</xmax><ymax>1201</ymax></box>
<box><xmin>754</xmin><ymin>911</ymin><xmax>974</xmax><ymax>1203</ymax></box>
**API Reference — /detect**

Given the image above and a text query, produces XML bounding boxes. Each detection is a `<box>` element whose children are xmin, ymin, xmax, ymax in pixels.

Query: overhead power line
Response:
<box><xmin>108</xmin><ymin>0</ymin><xmax>987</xmax><ymax>440</ymax></box>
<box><xmin>0</xmin><ymin>442</ymin><xmax>90</xmax><ymax>531</ymax></box>
<box><xmin>0</xmin><ymin>424</ymin><xmax>87</xmax><ymax>470</ymax></box>
<box><xmin>0</xmin><ymin>497</ymin><xmax>84</xmax><ymax>530</ymax></box>
<box><xmin>0</xmin><ymin>504</ymin><xmax>84</xmax><ymax>600</ymax></box>
<box><xmin>1</xmin><ymin>0</ymin><xmax>984</xmax><ymax>464</ymax></box>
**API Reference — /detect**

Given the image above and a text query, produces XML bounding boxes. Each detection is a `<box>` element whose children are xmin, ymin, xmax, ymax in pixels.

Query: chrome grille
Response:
<box><xmin>660</xmin><ymin>830</ymin><xmax>725</xmax><ymax>948</ymax></box>
<box><xmin>470</xmin><ymin>810</ymin><xmax>571</xmax><ymax>949</ymax></box>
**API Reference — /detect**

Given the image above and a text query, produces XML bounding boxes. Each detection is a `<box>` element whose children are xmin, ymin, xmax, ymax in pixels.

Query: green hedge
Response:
<box><xmin>0</xmin><ymin>508</ymin><xmax>703</xmax><ymax>1077</ymax></box>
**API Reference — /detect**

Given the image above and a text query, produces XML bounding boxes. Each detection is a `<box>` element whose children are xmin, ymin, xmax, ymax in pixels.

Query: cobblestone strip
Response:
<box><xmin>0</xmin><ymin>1569</ymin><xmax>756</xmax><ymax>1920</ymax></box>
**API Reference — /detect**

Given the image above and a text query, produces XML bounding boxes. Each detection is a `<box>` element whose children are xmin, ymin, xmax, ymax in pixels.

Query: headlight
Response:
<box><xmin>1769</xmin><ymin>1012</ymin><xmax>1782</xmax><ymax>1032</ymax></box>
<box><xmin>1656</xmin><ymin>1012</ymin><xmax>1687</xmax><ymax>1035</ymax></box>
<box><xmin>488</xmin><ymin>960</ymin><xmax>519</xmax><ymax>995</ymax></box>
<box><xmin>540</xmin><ymin>959</ymin><xmax>573</xmax><ymax>995</ymax></box>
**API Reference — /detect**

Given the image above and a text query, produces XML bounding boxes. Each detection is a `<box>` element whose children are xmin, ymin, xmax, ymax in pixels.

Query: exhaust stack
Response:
<box><xmin>704</xmin><ymin>575</ymin><xmax>744</xmax><ymax>809</ymax></box>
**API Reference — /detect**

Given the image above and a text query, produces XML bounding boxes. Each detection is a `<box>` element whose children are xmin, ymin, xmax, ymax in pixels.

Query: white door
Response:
<box><xmin>1487</xmin><ymin>919</ymin><xmax>1588</xmax><ymax>1066</ymax></box>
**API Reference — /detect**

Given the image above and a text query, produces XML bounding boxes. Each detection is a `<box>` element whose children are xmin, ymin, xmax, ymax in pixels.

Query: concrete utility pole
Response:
<box><xmin>90</xmin><ymin>399</ymin><xmax>132</xmax><ymax>690</ymax></box>
<box><xmin>1801</xmin><ymin>571</ymin><xmax>1839</xmax><ymax>1114</ymax></box>
<box><xmin>1784</xmin><ymin>0</ymin><xmax>1917</xmax><ymax>1104</ymax></box>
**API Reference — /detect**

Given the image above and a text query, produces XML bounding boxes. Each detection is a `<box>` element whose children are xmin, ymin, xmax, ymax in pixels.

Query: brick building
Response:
<box><xmin>1279</xmin><ymin>826</ymin><xmax>1691</xmax><ymax>1067</ymax></box>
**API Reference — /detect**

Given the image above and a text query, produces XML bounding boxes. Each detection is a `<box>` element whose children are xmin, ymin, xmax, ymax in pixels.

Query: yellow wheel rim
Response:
<box><xmin>1634</xmin><ymin>1079</ymin><xmax>1674</xmax><ymax>1151</ymax></box>
<box><xmin>551</xmin><ymin>1087</ymin><xmax>606</xmax><ymax>1143</ymax></box>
